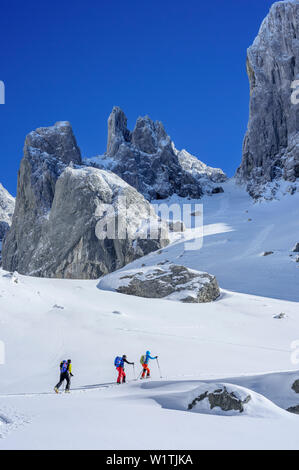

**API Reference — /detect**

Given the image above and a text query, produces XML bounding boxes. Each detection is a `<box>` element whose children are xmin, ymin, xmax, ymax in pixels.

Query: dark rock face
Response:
<box><xmin>188</xmin><ymin>386</ymin><xmax>251</xmax><ymax>413</ymax></box>
<box><xmin>236</xmin><ymin>1</ymin><xmax>299</xmax><ymax>199</ymax></box>
<box><xmin>86</xmin><ymin>107</ymin><xmax>226</xmax><ymax>201</ymax></box>
<box><xmin>2</xmin><ymin>123</ymin><xmax>168</xmax><ymax>279</ymax></box>
<box><xmin>99</xmin><ymin>264</ymin><xmax>220</xmax><ymax>303</ymax></box>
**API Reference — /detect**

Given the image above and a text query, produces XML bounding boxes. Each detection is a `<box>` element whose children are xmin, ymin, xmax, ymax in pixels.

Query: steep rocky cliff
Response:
<box><xmin>237</xmin><ymin>0</ymin><xmax>299</xmax><ymax>199</ymax></box>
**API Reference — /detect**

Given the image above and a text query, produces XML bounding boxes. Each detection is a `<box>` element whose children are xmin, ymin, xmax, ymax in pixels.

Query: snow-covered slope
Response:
<box><xmin>0</xmin><ymin>179</ymin><xmax>299</xmax><ymax>449</ymax></box>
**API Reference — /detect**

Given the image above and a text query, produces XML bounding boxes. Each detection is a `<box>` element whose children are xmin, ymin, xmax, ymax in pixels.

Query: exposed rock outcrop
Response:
<box><xmin>85</xmin><ymin>107</ymin><xmax>226</xmax><ymax>201</ymax></box>
<box><xmin>236</xmin><ymin>1</ymin><xmax>299</xmax><ymax>199</ymax></box>
<box><xmin>0</xmin><ymin>183</ymin><xmax>15</xmax><ymax>242</ymax></box>
<box><xmin>287</xmin><ymin>405</ymin><xmax>299</xmax><ymax>414</ymax></box>
<box><xmin>98</xmin><ymin>263</ymin><xmax>220</xmax><ymax>303</ymax></box>
<box><xmin>2</xmin><ymin>123</ymin><xmax>168</xmax><ymax>279</ymax></box>
<box><xmin>188</xmin><ymin>385</ymin><xmax>251</xmax><ymax>413</ymax></box>
<box><xmin>262</xmin><ymin>251</ymin><xmax>274</xmax><ymax>257</ymax></box>
<box><xmin>292</xmin><ymin>379</ymin><xmax>299</xmax><ymax>393</ymax></box>
<box><xmin>292</xmin><ymin>242</ymin><xmax>299</xmax><ymax>252</ymax></box>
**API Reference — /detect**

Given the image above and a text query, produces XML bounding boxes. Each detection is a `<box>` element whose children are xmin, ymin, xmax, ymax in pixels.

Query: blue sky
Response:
<box><xmin>0</xmin><ymin>0</ymin><xmax>275</xmax><ymax>195</ymax></box>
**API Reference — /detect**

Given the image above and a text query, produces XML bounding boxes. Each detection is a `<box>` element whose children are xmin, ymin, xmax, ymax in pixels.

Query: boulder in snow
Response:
<box><xmin>167</xmin><ymin>220</ymin><xmax>186</xmax><ymax>233</ymax></box>
<box><xmin>98</xmin><ymin>263</ymin><xmax>220</xmax><ymax>303</ymax></box>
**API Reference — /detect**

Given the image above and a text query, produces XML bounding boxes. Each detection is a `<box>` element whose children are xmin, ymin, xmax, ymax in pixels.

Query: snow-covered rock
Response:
<box><xmin>98</xmin><ymin>263</ymin><xmax>220</xmax><ymax>303</ymax></box>
<box><xmin>188</xmin><ymin>385</ymin><xmax>251</xmax><ymax>414</ymax></box>
<box><xmin>85</xmin><ymin>107</ymin><xmax>227</xmax><ymax>201</ymax></box>
<box><xmin>0</xmin><ymin>183</ymin><xmax>15</xmax><ymax>241</ymax></box>
<box><xmin>2</xmin><ymin>123</ymin><xmax>168</xmax><ymax>279</ymax></box>
<box><xmin>236</xmin><ymin>1</ymin><xmax>299</xmax><ymax>199</ymax></box>
<box><xmin>166</xmin><ymin>219</ymin><xmax>186</xmax><ymax>233</ymax></box>
<box><xmin>175</xmin><ymin>147</ymin><xmax>226</xmax><ymax>187</ymax></box>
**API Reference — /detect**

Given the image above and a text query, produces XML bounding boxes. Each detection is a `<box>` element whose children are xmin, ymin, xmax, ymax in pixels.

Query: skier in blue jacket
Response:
<box><xmin>141</xmin><ymin>350</ymin><xmax>158</xmax><ymax>379</ymax></box>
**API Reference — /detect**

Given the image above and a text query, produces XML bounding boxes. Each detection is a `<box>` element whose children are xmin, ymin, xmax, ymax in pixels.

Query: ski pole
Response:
<box><xmin>156</xmin><ymin>358</ymin><xmax>162</xmax><ymax>379</ymax></box>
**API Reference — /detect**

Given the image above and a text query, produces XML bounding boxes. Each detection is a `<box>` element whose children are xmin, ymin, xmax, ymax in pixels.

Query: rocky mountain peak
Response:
<box><xmin>131</xmin><ymin>116</ymin><xmax>169</xmax><ymax>154</ymax></box>
<box><xmin>25</xmin><ymin>121</ymin><xmax>82</xmax><ymax>166</ymax></box>
<box><xmin>87</xmin><ymin>107</ymin><xmax>226</xmax><ymax>200</ymax></box>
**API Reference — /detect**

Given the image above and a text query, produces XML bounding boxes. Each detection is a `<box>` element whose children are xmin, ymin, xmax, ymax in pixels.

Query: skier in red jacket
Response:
<box><xmin>116</xmin><ymin>355</ymin><xmax>134</xmax><ymax>384</ymax></box>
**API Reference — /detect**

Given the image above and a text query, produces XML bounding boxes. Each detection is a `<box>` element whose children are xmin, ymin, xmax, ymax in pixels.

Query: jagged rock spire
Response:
<box><xmin>107</xmin><ymin>107</ymin><xmax>131</xmax><ymax>156</ymax></box>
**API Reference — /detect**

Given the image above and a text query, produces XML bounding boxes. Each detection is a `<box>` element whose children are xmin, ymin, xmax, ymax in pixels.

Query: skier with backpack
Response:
<box><xmin>54</xmin><ymin>359</ymin><xmax>73</xmax><ymax>394</ymax></box>
<box><xmin>140</xmin><ymin>351</ymin><xmax>158</xmax><ymax>379</ymax></box>
<box><xmin>114</xmin><ymin>355</ymin><xmax>134</xmax><ymax>384</ymax></box>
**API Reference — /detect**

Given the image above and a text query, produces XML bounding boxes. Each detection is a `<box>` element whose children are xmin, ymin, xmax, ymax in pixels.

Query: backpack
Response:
<box><xmin>140</xmin><ymin>355</ymin><xmax>145</xmax><ymax>365</ymax></box>
<box><xmin>114</xmin><ymin>356</ymin><xmax>122</xmax><ymax>367</ymax></box>
<box><xmin>61</xmin><ymin>360</ymin><xmax>68</xmax><ymax>373</ymax></box>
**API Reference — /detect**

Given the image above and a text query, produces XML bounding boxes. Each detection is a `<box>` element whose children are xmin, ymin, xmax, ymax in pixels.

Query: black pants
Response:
<box><xmin>56</xmin><ymin>372</ymin><xmax>71</xmax><ymax>391</ymax></box>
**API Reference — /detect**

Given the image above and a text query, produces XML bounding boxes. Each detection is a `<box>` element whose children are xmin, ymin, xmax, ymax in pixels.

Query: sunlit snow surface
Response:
<box><xmin>0</xmin><ymin>180</ymin><xmax>299</xmax><ymax>449</ymax></box>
